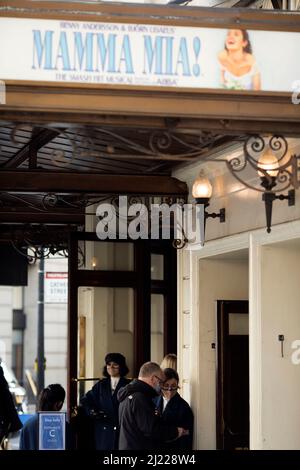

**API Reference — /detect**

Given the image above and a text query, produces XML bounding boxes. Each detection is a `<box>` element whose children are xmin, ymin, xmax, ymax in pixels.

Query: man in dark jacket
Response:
<box><xmin>118</xmin><ymin>362</ymin><xmax>187</xmax><ymax>450</ymax></box>
<box><xmin>0</xmin><ymin>364</ymin><xmax>22</xmax><ymax>447</ymax></box>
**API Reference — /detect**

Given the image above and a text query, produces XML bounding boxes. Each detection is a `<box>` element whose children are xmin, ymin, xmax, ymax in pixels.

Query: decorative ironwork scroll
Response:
<box><xmin>221</xmin><ymin>135</ymin><xmax>300</xmax><ymax>194</ymax></box>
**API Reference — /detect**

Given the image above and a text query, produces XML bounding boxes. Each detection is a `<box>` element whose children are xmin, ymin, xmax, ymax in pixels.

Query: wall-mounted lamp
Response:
<box><xmin>258</xmin><ymin>148</ymin><xmax>295</xmax><ymax>233</ymax></box>
<box><xmin>192</xmin><ymin>170</ymin><xmax>225</xmax><ymax>245</ymax></box>
<box><xmin>91</xmin><ymin>256</ymin><xmax>98</xmax><ymax>270</ymax></box>
<box><xmin>220</xmin><ymin>135</ymin><xmax>297</xmax><ymax>233</ymax></box>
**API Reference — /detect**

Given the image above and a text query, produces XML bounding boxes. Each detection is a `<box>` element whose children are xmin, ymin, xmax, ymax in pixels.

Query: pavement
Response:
<box><xmin>7</xmin><ymin>405</ymin><xmax>35</xmax><ymax>451</ymax></box>
<box><xmin>7</xmin><ymin>432</ymin><xmax>21</xmax><ymax>450</ymax></box>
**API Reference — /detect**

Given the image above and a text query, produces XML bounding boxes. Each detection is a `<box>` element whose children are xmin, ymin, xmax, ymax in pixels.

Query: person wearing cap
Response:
<box><xmin>81</xmin><ymin>352</ymin><xmax>130</xmax><ymax>450</ymax></box>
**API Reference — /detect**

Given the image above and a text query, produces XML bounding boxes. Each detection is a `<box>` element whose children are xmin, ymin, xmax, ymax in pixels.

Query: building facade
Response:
<box><xmin>0</xmin><ymin>0</ymin><xmax>300</xmax><ymax>450</ymax></box>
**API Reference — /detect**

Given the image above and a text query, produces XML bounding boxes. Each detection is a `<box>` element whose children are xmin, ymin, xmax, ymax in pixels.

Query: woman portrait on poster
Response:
<box><xmin>218</xmin><ymin>29</ymin><xmax>261</xmax><ymax>91</ymax></box>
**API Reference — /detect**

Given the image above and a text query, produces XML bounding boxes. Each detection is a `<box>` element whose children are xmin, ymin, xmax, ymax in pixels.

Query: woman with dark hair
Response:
<box><xmin>19</xmin><ymin>384</ymin><xmax>66</xmax><ymax>450</ymax></box>
<box><xmin>81</xmin><ymin>352</ymin><xmax>130</xmax><ymax>450</ymax></box>
<box><xmin>154</xmin><ymin>368</ymin><xmax>194</xmax><ymax>450</ymax></box>
<box><xmin>218</xmin><ymin>29</ymin><xmax>261</xmax><ymax>90</ymax></box>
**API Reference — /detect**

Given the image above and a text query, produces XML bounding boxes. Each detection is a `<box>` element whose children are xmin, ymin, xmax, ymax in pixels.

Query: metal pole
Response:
<box><xmin>37</xmin><ymin>255</ymin><xmax>45</xmax><ymax>394</ymax></box>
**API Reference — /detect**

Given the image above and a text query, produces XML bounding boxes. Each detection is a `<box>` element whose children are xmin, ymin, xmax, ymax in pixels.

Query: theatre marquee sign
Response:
<box><xmin>0</xmin><ymin>17</ymin><xmax>299</xmax><ymax>92</ymax></box>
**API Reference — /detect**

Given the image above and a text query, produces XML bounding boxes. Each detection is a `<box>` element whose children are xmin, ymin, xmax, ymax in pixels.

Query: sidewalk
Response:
<box><xmin>7</xmin><ymin>405</ymin><xmax>35</xmax><ymax>450</ymax></box>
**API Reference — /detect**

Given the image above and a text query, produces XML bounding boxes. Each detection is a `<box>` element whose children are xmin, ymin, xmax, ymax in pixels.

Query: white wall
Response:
<box><xmin>260</xmin><ymin>242</ymin><xmax>300</xmax><ymax>449</ymax></box>
<box><xmin>178</xmin><ymin>243</ymin><xmax>249</xmax><ymax>450</ymax></box>
<box><xmin>177</xmin><ymin>249</ymin><xmax>193</xmax><ymax>404</ymax></box>
<box><xmin>196</xmin><ymin>257</ymin><xmax>248</xmax><ymax>449</ymax></box>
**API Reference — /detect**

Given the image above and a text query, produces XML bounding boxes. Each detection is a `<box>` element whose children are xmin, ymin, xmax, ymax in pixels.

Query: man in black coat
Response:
<box><xmin>0</xmin><ymin>363</ymin><xmax>22</xmax><ymax>447</ymax></box>
<box><xmin>118</xmin><ymin>362</ymin><xmax>187</xmax><ymax>450</ymax></box>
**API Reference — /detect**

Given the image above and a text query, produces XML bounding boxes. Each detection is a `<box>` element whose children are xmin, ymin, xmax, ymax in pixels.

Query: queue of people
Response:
<box><xmin>79</xmin><ymin>352</ymin><xmax>194</xmax><ymax>451</ymax></box>
<box><xmin>1</xmin><ymin>351</ymin><xmax>194</xmax><ymax>451</ymax></box>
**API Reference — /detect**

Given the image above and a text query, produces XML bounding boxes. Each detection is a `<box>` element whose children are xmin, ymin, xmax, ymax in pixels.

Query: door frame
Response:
<box><xmin>67</xmin><ymin>231</ymin><xmax>177</xmax><ymax>417</ymax></box>
<box><xmin>216</xmin><ymin>299</ymin><xmax>249</xmax><ymax>450</ymax></box>
<box><xmin>181</xmin><ymin>233</ymin><xmax>249</xmax><ymax>448</ymax></box>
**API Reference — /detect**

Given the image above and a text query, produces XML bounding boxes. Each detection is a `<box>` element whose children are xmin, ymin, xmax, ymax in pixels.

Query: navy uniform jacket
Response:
<box><xmin>19</xmin><ymin>415</ymin><xmax>38</xmax><ymax>450</ymax></box>
<box><xmin>81</xmin><ymin>377</ymin><xmax>129</xmax><ymax>450</ymax></box>
<box><xmin>154</xmin><ymin>393</ymin><xmax>194</xmax><ymax>450</ymax></box>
